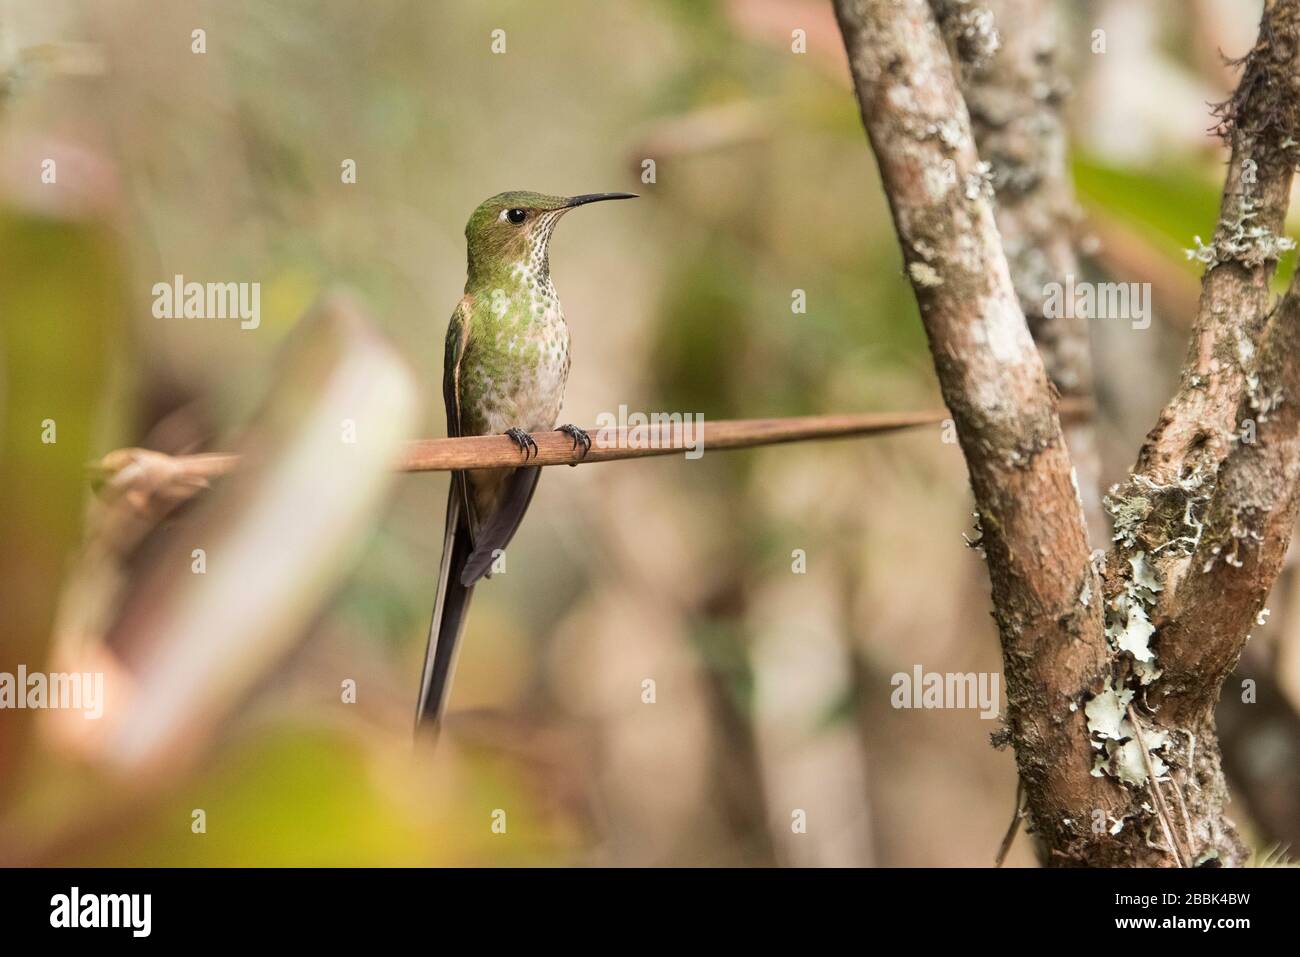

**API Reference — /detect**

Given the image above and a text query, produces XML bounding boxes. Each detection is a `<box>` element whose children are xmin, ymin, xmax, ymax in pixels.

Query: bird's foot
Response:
<box><xmin>504</xmin><ymin>427</ymin><xmax>538</xmax><ymax>460</ymax></box>
<box><xmin>556</xmin><ymin>424</ymin><xmax>591</xmax><ymax>466</ymax></box>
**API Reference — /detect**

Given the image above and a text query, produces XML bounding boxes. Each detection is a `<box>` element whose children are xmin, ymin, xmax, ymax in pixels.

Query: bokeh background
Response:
<box><xmin>1</xmin><ymin>0</ymin><xmax>1296</xmax><ymax>866</ymax></box>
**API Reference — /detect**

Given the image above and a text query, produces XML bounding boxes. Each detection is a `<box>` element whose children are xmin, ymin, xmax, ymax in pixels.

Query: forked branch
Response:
<box><xmin>832</xmin><ymin>0</ymin><xmax>1118</xmax><ymax>862</ymax></box>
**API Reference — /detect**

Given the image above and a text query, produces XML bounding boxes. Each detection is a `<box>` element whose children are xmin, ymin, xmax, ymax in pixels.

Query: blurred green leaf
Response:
<box><xmin>1074</xmin><ymin>154</ymin><xmax>1297</xmax><ymax>288</ymax></box>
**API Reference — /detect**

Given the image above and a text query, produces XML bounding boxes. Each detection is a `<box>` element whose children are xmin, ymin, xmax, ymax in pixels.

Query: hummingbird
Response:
<box><xmin>416</xmin><ymin>190</ymin><xmax>637</xmax><ymax>729</ymax></box>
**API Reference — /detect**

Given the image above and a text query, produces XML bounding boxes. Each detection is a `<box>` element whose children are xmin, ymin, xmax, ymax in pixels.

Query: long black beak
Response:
<box><xmin>564</xmin><ymin>192</ymin><xmax>638</xmax><ymax>208</ymax></box>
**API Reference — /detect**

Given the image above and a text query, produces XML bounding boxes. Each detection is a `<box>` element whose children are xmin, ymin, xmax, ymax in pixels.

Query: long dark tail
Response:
<box><xmin>416</xmin><ymin>483</ymin><xmax>475</xmax><ymax>730</ymax></box>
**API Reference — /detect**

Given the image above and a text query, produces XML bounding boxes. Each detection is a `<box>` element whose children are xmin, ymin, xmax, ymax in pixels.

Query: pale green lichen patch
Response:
<box><xmin>1133</xmin><ymin>657</ymin><xmax>1163</xmax><ymax>685</ymax></box>
<box><xmin>1107</xmin><ymin>473</ymin><xmax>1210</xmax><ymax>558</ymax></box>
<box><xmin>1108</xmin><ymin>739</ymin><xmax>1168</xmax><ymax>788</ymax></box>
<box><xmin>933</xmin><ymin>0</ymin><xmax>1001</xmax><ymax>70</ymax></box>
<box><xmin>1245</xmin><ymin>371</ymin><xmax>1284</xmax><ymax>422</ymax></box>
<box><xmin>964</xmin><ymin>161</ymin><xmax>994</xmax><ymax>201</ymax></box>
<box><xmin>1086</xmin><ymin>679</ymin><xmax>1171</xmax><ymax>788</ymax></box>
<box><xmin>1113</xmin><ymin>599</ymin><xmax>1156</xmax><ymax>663</ymax></box>
<box><xmin>962</xmin><ymin>510</ymin><xmax>987</xmax><ymax>558</ymax></box>
<box><xmin>908</xmin><ymin>261</ymin><xmax>945</xmax><ymax>287</ymax></box>
<box><xmin>1084</xmin><ymin>680</ymin><xmax>1132</xmax><ymax>741</ymax></box>
<box><xmin>1201</xmin><ymin>511</ymin><xmax>1266</xmax><ymax>572</ymax></box>
<box><xmin>1128</xmin><ymin>552</ymin><xmax>1163</xmax><ymax>596</ymax></box>
<box><xmin>1102</xmin><ymin>552</ymin><xmax>1161</xmax><ymax>677</ymax></box>
<box><xmin>1091</xmin><ymin>485</ymin><xmax>1204</xmax><ymax>788</ymax></box>
<box><xmin>1185</xmin><ymin>195</ymin><xmax>1297</xmax><ymax>269</ymax></box>
<box><xmin>1105</xmin><ymin>493</ymin><xmax>1152</xmax><ymax>549</ymax></box>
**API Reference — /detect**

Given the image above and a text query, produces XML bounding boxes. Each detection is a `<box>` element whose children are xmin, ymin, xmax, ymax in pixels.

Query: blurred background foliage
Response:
<box><xmin>0</xmin><ymin>0</ymin><xmax>1296</xmax><ymax>866</ymax></box>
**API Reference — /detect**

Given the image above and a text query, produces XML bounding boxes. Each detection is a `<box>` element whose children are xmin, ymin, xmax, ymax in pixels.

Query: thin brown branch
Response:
<box><xmin>1170</xmin><ymin>772</ymin><xmax>1199</xmax><ymax>864</ymax></box>
<box><xmin>993</xmin><ymin>777</ymin><xmax>1023</xmax><ymax>868</ymax></box>
<box><xmin>1129</xmin><ymin>704</ymin><xmax>1187</xmax><ymax>868</ymax></box>
<box><xmin>1156</xmin><ymin>267</ymin><xmax>1300</xmax><ymax>723</ymax></box>
<box><xmin>1121</xmin><ymin>0</ymin><xmax>1300</xmax><ymax>493</ymax></box>
<box><xmin>1090</xmin><ymin>0</ymin><xmax>1300</xmax><ymax>866</ymax></box>
<box><xmin>398</xmin><ymin>410</ymin><xmax>952</xmax><ymax>470</ymax></box>
<box><xmin>94</xmin><ymin>407</ymin><xmax>1057</xmax><ymax>517</ymax></box>
<box><xmin>935</xmin><ymin>0</ymin><xmax>1106</xmax><ymax>540</ymax></box>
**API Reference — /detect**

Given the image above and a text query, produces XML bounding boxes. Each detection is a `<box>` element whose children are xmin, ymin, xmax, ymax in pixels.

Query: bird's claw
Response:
<box><xmin>556</xmin><ymin>424</ymin><xmax>590</xmax><ymax>466</ymax></box>
<box><xmin>505</xmin><ymin>427</ymin><xmax>538</xmax><ymax>460</ymax></box>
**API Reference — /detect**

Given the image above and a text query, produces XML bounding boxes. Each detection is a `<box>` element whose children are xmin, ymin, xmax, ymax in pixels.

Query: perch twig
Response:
<box><xmin>90</xmin><ymin>403</ymin><xmax>1091</xmax><ymax>514</ymax></box>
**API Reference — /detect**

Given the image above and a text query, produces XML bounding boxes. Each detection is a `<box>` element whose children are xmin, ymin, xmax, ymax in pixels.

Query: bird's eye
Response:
<box><xmin>505</xmin><ymin>208</ymin><xmax>527</xmax><ymax>225</ymax></box>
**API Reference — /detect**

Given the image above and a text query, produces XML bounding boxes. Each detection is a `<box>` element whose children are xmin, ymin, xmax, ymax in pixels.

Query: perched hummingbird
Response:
<box><xmin>416</xmin><ymin>190</ymin><xmax>637</xmax><ymax>729</ymax></box>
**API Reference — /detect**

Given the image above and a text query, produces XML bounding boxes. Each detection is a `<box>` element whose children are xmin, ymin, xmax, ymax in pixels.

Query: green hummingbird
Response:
<box><xmin>416</xmin><ymin>189</ymin><xmax>637</xmax><ymax>728</ymax></box>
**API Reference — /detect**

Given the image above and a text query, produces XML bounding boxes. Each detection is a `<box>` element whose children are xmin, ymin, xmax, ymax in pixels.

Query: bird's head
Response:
<box><xmin>464</xmin><ymin>190</ymin><xmax>636</xmax><ymax>285</ymax></box>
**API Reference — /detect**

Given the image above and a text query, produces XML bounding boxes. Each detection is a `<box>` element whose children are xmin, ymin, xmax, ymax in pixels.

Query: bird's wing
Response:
<box><xmin>440</xmin><ymin>293</ymin><xmax>543</xmax><ymax>580</ymax></box>
<box><xmin>443</xmin><ymin>295</ymin><xmax>474</xmax><ymax>525</ymax></box>
<box><xmin>444</xmin><ymin>295</ymin><xmax>472</xmax><ymax>440</ymax></box>
<box><xmin>415</xmin><ymin>297</ymin><xmax>477</xmax><ymax>728</ymax></box>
